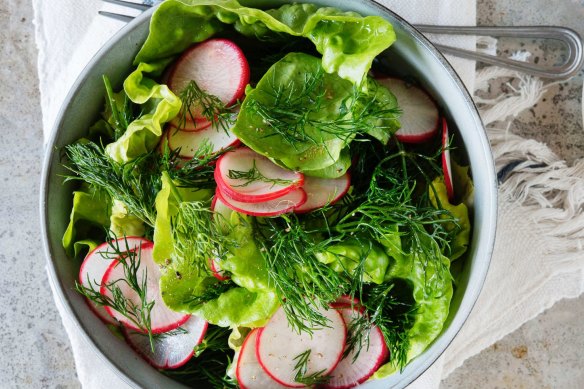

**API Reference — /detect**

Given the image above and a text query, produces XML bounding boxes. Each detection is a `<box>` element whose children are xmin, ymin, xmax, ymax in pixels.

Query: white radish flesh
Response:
<box><xmin>166</xmin><ymin>116</ymin><xmax>240</xmax><ymax>159</ymax></box>
<box><xmin>168</xmin><ymin>115</ymin><xmax>212</xmax><ymax>132</ymax></box>
<box><xmin>441</xmin><ymin>118</ymin><xmax>455</xmax><ymax>202</ymax></box>
<box><xmin>215</xmin><ymin>147</ymin><xmax>304</xmax><ymax>203</ymax></box>
<box><xmin>294</xmin><ymin>173</ymin><xmax>350</xmax><ymax>214</ymax></box>
<box><xmin>256</xmin><ymin>306</ymin><xmax>347</xmax><ymax>388</ymax></box>
<box><xmin>168</xmin><ymin>38</ymin><xmax>249</xmax><ymax>120</ymax></box>
<box><xmin>123</xmin><ymin>315</ymin><xmax>208</xmax><ymax>369</ymax></box>
<box><xmin>101</xmin><ymin>242</ymin><xmax>190</xmax><ymax>333</ymax></box>
<box><xmin>377</xmin><ymin>77</ymin><xmax>439</xmax><ymax>143</ymax></box>
<box><xmin>236</xmin><ymin>329</ymin><xmax>292</xmax><ymax>389</ymax></box>
<box><xmin>322</xmin><ymin>308</ymin><xmax>388</xmax><ymax>389</ymax></box>
<box><xmin>217</xmin><ymin>187</ymin><xmax>306</xmax><ymax>217</ymax></box>
<box><xmin>79</xmin><ymin>237</ymin><xmax>150</xmax><ymax>325</ymax></box>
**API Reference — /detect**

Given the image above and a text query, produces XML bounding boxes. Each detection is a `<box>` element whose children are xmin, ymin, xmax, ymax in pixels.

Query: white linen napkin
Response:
<box><xmin>34</xmin><ymin>1</ymin><xmax>584</xmax><ymax>388</ymax></box>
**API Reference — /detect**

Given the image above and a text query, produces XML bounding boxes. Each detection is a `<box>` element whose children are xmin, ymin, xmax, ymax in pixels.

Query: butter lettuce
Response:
<box><xmin>194</xmin><ymin>287</ymin><xmax>279</xmax><ymax>328</ymax></box>
<box><xmin>373</xmin><ymin>235</ymin><xmax>453</xmax><ymax>377</ymax></box>
<box><xmin>106</xmin><ymin>63</ymin><xmax>181</xmax><ymax>163</ymax></box>
<box><xmin>135</xmin><ymin>0</ymin><xmax>395</xmax><ymax>86</ymax></box>
<box><xmin>62</xmin><ymin>184</ymin><xmax>111</xmax><ymax>258</ymax></box>
<box><xmin>316</xmin><ymin>238</ymin><xmax>389</xmax><ymax>284</ymax></box>
<box><xmin>109</xmin><ymin>199</ymin><xmax>146</xmax><ymax>238</ymax></box>
<box><xmin>233</xmin><ymin>52</ymin><xmax>354</xmax><ymax>172</ymax></box>
<box><xmin>429</xmin><ymin>177</ymin><xmax>471</xmax><ymax>260</ymax></box>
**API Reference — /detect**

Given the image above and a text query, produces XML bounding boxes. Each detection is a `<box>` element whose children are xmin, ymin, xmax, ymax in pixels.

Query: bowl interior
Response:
<box><xmin>41</xmin><ymin>1</ymin><xmax>496</xmax><ymax>388</ymax></box>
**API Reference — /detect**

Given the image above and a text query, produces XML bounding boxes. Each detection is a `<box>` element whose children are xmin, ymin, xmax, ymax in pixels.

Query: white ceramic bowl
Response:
<box><xmin>41</xmin><ymin>1</ymin><xmax>497</xmax><ymax>387</ymax></box>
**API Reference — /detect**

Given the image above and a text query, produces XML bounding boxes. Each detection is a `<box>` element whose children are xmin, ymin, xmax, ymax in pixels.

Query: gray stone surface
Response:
<box><xmin>0</xmin><ymin>0</ymin><xmax>581</xmax><ymax>388</ymax></box>
<box><xmin>0</xmin><ymin>0</ymin><xmax>79</xmax><ymax>387</ymax></box>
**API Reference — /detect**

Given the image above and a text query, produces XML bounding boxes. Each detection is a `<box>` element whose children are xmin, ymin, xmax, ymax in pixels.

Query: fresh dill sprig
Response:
<box><xmin>227</xmin><ymin>160</ymin><xmax>294</xmax><ymax>188</ymax></box>
<box><xmin>345</xmin><ymin>282</ymin><xmax>417</xmax><ymax>370</ymax></box>
<box><xmin>177</xmin><ymin>80</ymin><xmax>237</xmax><ymax>132</ymax></box>
<box><xmin>292</xmin><ymin>349</ymin><xmax>330</xmax><ymax>386</ymax></box>
<box><xmin>193</xmin><ymin>326</ymin><xmax>232</xmax><ymax>357</ymax></box>
<box><xmin>172</xmin><ymin>201</ymin><xmax>233</xmax><ymax>272</ymax></box>
<box><xmin>162</xmin><ymin>352</ymin><xmax>237</xmax><ymax>389</ymax></box>
<box><xmin>254</xmin><ymin>214</ymin><xmax>347</xmax><ymax>333</ymax></box>
<box><xmin>75</xmin><ymin>237</ymin><xmax>156</xmax><ymax>350</ymax></box>
<box><xmin>184</xmin><ymin>280</ymin><xmax>236</xmax><ymax>310</ymax></box>
<box><xmin>65</xmin><ymin>142</ymin><xmax>161</xmax><ymax>227</ymax></box>
<box><xmin>159</xmin><ymin>139</ymin><xmax>220</xmax><ymax>189</ymax></box>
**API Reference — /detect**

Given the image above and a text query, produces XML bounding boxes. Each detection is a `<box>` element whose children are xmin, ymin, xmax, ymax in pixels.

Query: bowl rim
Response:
<box><xmin>40</xmin><ymin>1</ymin><xmax>497</xmax><ymax>388</ymax></box>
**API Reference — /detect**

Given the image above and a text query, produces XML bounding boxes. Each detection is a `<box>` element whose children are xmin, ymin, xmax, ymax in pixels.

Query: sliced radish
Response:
<box><xmin>331</xmin><ymin>294</ymin><xmax>361</xmax><ymax>308</ymax></box>
<box><xmin>294</xmin><ymin>173</ymin><xmax>350</xmax><ymax>214</ymax></box>
<box><xmin>217</xmin><ymin>187</ymin><xmax>306</xmax><ymax>217</ymax></box>
<box><xmin>167</xmin><ymin>116</ymin><xmax>240</xmax><ymax>159</ymax></box>
<box><xmin>101</xmin><ymin>242</ymin><xmax>190</xmax><ymax>333</ymax></box>
<box><xmin>215</xmin><ymin>147</ymin><xmax>304</xmax><ymax>203</ymax></box>
<box><xmin>168</xmin><ymin>38</ymin><xmax>249</xmax><ymax>120</ymax></box>
<box><xmin>256</xmin><ymin>305</ymin><xmax>347</xmax><ymax>388</ymax></box>
<box><xmin>79</xmin><ymin>237</ymin><xmax>150</xmax><ymax>325</ymax></box>
<box><xmin>208</xmin><ymin>256</ymin><xmax>230</xmax><ymax>281</ymax></box>
<box><xmin>123</xmin><ymin>315</ymin><xmax>208</xmax><ymax>369</ymax></box>
<box><xmin>322</xmin><ymin>308</ymin><xmax>389</xmax><ymax>389</ymax></box>
<box><xmin>441</xmin><ymin>118</ymin><xmax>455</xmax><ymax>202</ymax></box>
<box><xmin>376</xmin><ymin>77</ymin><xmax>439</xmax><ymax>143</ymax></box>
<box><xmin>236</xmin><ymin>329</ymin><xmax>292</xmax><ymax>389</ymax></box>
<box><xmin>168</xmin><ymin>115</ymin><xmax>212</xmax><ymax>132</ymax></box>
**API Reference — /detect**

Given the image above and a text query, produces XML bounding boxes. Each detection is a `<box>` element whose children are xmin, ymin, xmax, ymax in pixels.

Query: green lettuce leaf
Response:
<box><xmin>316</xmin><ymin>238</ymin><xmax>389</xmax><ymax>284</ymax></box>
<box><xmin>62</xmin><ymin>184</ymin><xmax>111</xmax><ymax>258</ymax></box>
<box><xmin>429</xmin><ymin>177</ymin><xmax>471</xmax><ymax>260</ymax></box>
<box><xmin>135</xmin><ymin>0</ymin><xmax>395</xmax><ymax>86</ymax></box>
<box><xmin>233</xmin><ymin>52</ymin><xmax>354</xmax><ymax>172</ymax></box>
<box><xmin>105</xmin><ymin>63</ymin><xmax>181</xmax><ymax>163</ymax></box>
<box><xmin>301</xmin><ymin>147</ymin><xmax>351</xmax><ymax>178</ymax></box>
<box><xmin>356</xmin><ymin>78</ymin><xmax>401</xmax><ymax>144</ymax></box>
<box><xmin>109</xmin><ymin>199</ymin><xmax>146</xmax><ymax>238</ymax></box>
<box><xmin>72</xmin><ymin>239</ymin><xmax>101</xmax><ymax>260</ymax></box>
<box><xmin>194</xmin><ymin>287</ymin><xmax>279</xmax><ymax>328</ymax></box>
<box><xmin>374</xmin><ymin>236</ymin><xmax>453</xmax><ymax>378</ymax></box>
<box><xmin>219</xmin><ymin>212</ymin><xmax>272</xmax><ymax>292</ymax></box>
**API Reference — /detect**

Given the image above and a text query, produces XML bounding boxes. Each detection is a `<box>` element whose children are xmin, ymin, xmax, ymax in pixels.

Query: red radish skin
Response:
<box><xmin>215</xmin><ymin>147</ymin><xmax>304</xmax><ymax>203</ymax></box>
<box><xmin>166</xmin><ymin>118</ymin><xmax>240</xmax><ymax>159</ymax></box>
<box><xmin>217</xmin><ymin>187</ymin><xmax>307</xmax><ymax>217</ymax></box>
<box><xmin>255</xmin><ymin>306</ymin><xmax>347</xmax><ymax>388</ymax></box>
<box><xmin>294</xmin><ymin>173</ymin><xmax>350</xmax><ymax>214</ymax></box>
<box><xmin>78</xmin><ymin>237</ymin><xmax>150</xmax><ymax>325</ymax></box>
<box><xmin>101</xmin><ymin>242</ymin><xmax>190</xmax><ymax>333</ymax></box>
<box><xmin>168</xmin><ymin>115</ymin><xmax>212</xmax><ymax>132</ymax></box>
<box><xmin>236</xmin><ymin>329</ymin><xmax>292</xmax><ymax>389</ymax></box>
<box><xmin>336</xmin><ymin>295</ymin><xmax>361</xmax><ymax>306</ymax></box>
<box><xmin>322</xmin><ymin>308</ymin><xmax>389</xmax><ymax>389</ymax></box>
<box><xmin>168</xmin><ymin>38</ymin><xmax>249</xmax><ymax>120</ymax></box>
<box><xmin>123</xmin><ymin>315</ymin><xmax>208</xmax><ymax>369</ymax></box>
<box><xmin>376</xmin><ymin>77</ymin><xmax>439</xmax><ymax>143</ymax></box>
<box><xmin>208</xmin><ymin>257</ymin><xmax>230</xmax><ymax>281</ymax></box>
<box><xmin>441</xmin><ymin>118</ymin><xmax>455</xmax><ymax>202</ymax></box>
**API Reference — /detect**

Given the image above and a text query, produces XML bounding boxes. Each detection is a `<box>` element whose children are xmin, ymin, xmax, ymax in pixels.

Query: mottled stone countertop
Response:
<box><xmin>0</xmin><ymin>0</ymin><xmax>582</xmax><ymax>388</ymax></box>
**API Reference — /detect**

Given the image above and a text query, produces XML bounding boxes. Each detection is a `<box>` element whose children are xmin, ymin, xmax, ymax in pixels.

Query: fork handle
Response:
<box><xmin>415</xmin><ymin>25</ymin><xmax>584</xmax><ymax>79</ymax></box>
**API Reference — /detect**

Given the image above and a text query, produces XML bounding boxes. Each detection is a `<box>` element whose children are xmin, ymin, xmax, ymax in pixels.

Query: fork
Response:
<box><xmin>99</xmin><ymin>0</ymin><xmax>584</xmax><ymax>79</ymax></box>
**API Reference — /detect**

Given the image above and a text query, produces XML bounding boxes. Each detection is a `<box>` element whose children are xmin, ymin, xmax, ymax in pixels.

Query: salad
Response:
<box><xmin>63</xmin><ymin>0</ymin><xmax>473</xmax><ymax>388</ymax></box>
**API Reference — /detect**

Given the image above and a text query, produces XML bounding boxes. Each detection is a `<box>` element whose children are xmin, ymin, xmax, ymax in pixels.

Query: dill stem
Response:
<box><xmin>162</xmin><ymin>170</ymin><xmax>183</xmax><ymax>203</ymax></box>
<box><xmin>103</xmin><ymin>75</ymin><xmax>124</xmax><ymax>131</ymax></box>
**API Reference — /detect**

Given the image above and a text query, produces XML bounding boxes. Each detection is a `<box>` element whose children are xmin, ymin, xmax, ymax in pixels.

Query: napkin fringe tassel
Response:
<box><xmin>475</xmin><ymin>66</ymin><xmax>584</xmax><ymax>261</ymax></box>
